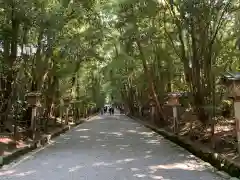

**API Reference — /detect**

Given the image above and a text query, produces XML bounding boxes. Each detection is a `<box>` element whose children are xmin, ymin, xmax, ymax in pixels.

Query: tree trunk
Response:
<box><xmin>136</xmin><ymin>40</ymin><xmax>166</xmax><ymax>121</ymax></box>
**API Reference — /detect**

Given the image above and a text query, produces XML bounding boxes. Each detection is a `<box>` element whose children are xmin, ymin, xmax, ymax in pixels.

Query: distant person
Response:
<box><xmin>112</xmin><ymin>107</ymin><xmax>114</xmax><ymax>115</ymax></box>
<box><xmin>109</xmin><ymin>107</ymin><xmax>112</xmax><ymax>115</ymax></box>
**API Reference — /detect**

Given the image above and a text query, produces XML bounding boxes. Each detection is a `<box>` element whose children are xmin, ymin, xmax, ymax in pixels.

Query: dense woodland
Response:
<box><xmin>0</xmin><ymin>0</ymin><xmax>240</xmax><ymax>157</ymax></box>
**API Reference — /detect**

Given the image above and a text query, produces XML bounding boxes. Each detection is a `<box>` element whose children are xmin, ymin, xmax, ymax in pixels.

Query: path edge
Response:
<box><xmin>128</xmin><ymin>115</ymin><xmax>240</xmax><ymax>179</ymax></box>
<box><xmin>0</xmin><ymin>114</ymin><xmax>98</xmax><ymax>167</ymax></box>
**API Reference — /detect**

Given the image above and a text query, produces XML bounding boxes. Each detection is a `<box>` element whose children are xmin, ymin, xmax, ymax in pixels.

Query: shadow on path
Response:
<box><xmin>0</xmin><ymin>113</ymin><xmax>225</xmax><ymax>180</ymax></box>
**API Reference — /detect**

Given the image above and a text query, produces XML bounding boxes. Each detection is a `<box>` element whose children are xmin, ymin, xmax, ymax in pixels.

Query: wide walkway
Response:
<box><xmin>0</xmin><ymin>112</ymin><xmax>228</xmax><ymax>180</ymax></box>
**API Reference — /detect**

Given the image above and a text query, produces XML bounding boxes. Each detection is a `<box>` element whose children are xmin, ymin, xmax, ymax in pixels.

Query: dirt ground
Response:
<box><xmin>165</xmin><ymin>116</ymin><xmax>240</xmax><ymax>163</ymax></box>
<box><xmin>0</xmin><ymin>117</ymin><xmax>68</xmax><ymax>156</ymax></box>
<box><xmin>137</xmin><ymin>112</ymin><xmax>239</xmax><ymax>163</ymax></box>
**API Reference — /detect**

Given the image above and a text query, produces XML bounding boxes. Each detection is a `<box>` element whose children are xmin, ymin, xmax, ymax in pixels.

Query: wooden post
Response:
<box><xmin>60</xmin><ymin>104</ymin><xmax>64</xmax><ymax>125</ymax></box>
<box><xmin>151</xmin><ymin>106</ymin><xmax>155</xmax><ymax>124</ymax></box>
<box><xmin>166</xmin><ymin>93</ymin><xmax>182</xmax><ymax>134</ymax></box>
<box><xmin>139</xmin><ymin>106</ymin><xmax>142</xmax><ymax>117</ymax></box>
<box><xmin>234</xmin><ymin>97</ymin><xmax>240</xmax><ymax>154</ymax></box>
<box><xmin>26</xmin><ymin>92</ymin><xmax>41</xmax><ymax>140</ymax></box>
<box><xmin>172</xmin><ymin>105</ymin><xmax>179</xmax><ymax>133</ymax></box>
<box><xmin>85</xmin><ymin>107</ymin><xmax>88</xmax><ymax>118</ymax></box>
<box><xmin>65</xmin><ymin>107</ymin><xmax>69</xmax><ymax>125</ymax></box>
<box><xmin>149</xmin><ymin>99</ymin><xmax>156</xmax><ymax>124</ymax></box>
<box><xmin>63</xmin><ymin>97</ymin><xmax>71</xmax><ymax>125</ymax></box>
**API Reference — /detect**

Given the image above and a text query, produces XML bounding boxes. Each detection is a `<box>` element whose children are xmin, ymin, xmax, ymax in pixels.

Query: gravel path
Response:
<box><xmin>0</xmin><ymin>112</ymin><xmax>229</xmax><ymax>180</ymax></box>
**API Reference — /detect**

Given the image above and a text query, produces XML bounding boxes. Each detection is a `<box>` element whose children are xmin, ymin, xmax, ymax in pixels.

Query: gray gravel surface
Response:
<box><xmin>0</xmin><ymin>112</ymin><xmax>230</xmax><ymax>180</ymax></box>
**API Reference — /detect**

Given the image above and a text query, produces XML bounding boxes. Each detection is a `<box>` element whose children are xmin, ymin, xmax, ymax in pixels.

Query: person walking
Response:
<box><xmin>109</xmin><ymin>107</ymin><xmax>112</xmax><ymax>115</ymax></box>
<box><xmin>112</xmin><ymin>107</ymin><xmax>114</xmax><ymax>115</ymax></box>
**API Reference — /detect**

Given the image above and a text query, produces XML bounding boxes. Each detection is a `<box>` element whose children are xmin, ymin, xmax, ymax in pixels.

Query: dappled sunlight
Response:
<box><xmin>138</xmin><ymin>131</ymin><xmax>155</xmax><ymax>137</ymax></box>
<box><xmin>116</xmin><ymin>158</ymin><xmax>136</xmax><ymax>163</ymax></box>
<box><xmin>133</xmin><ymin>173</ymin><xmax>147</xmax><ymax>178</ymax></box>
<box><xmin>116</xmin><ymin>144</ymin><xmax>130</xmax><ymax>147</ymax></box>
<box><xmin>0</xmin><ymin>170</ymin><xmax>15</xmax><ymax>176</ymax></box>
<box><xmin>75</xmin><ymin>128</ymin><xmax>90</xmax><ymax>132</ymax></box>
<box><xmin>149</xmin><ymin>175</ymin><xmax>166</xmax><ymax>179</ymax></box>
<box><xmin>146</xmin><ymin>150</ymin><xmax>153</xmax><ymax>154</ymax></box>
<box><xmin>79</xmin><ymin>136</ymin><xmax>90</xmax><ymax>139</ymax></box>
<box><xmin>68</xmin><ymin>165</ymin><xmax>83</xmax><ymax>172</ymax></box>
<box><xmin>148</xmin><ymin>160</ymin><xmax>207</xmax><ymax>173</ymax></box>
<box><xmin>92</xmin><ymin>158</ymin><xmax>137</xmax><ymax>168</ymax></box>
<box><xmin>146</xmin><ymin>139</ymin><xmax>161</xmax><ymax>145</ymax></box>
<box><xmin>63</xmin><ymin>137</ymin><xmax>71</xmax><ymax>140</ymax></box>
<box><xmin>14</xmin><ymin>170</ymin><xmax>36</xmax><ymax>177</ymax></box>
<box><xmin>127</xmin><ymin>129</ymin><xmax>138</xmax><ymax>133</ymax></box>
<box><xmin>131</xmin><ymin>167</ymin><xmax>140</xmax><ymax>171</ymax></box>
<box><xmin>41</xmin><ymin>162</ymin><xmax>49</xmax><ymax>165</ymax></box>
<box><xmin>93</xmin><ymin>161</ymin><xmax>113</xmax><ymax>167</ymax></box>
<box><xmin>57</xmin><ymin>165</ymin><xmax>64</xmax><ymax>169</ymax></box>
<box><xmin>99</xmin><ymin>131</ymin><xmax>123</xmax><ymax>137</ymax></box>
<box><xmin>116</xmin><ymin>167</ymin><xmax>123</xmax><ymax>171</ymax></box>
<box><xmin>0</xmin><ymin>116</ymin><xmax>225</xmax><ymax>180</ymax></box>
<box><xmin>144</xmin><ymin>155</ymin><xmax>152</xmax><ymax>159</ymax></box>
<box><xmin>108</xmin><ymin>132</ymin><xmax>123</xmax><ymax>136</ymax></box>
<box><xmin>90</xmin><ymin>116</ymin><xmax>104</xmax><ymax>121</ymax></box>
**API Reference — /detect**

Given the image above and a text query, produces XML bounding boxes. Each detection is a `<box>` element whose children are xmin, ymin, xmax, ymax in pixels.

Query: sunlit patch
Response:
<box><xmin>134</xmin><ymin>173</ymin><xmax>147</xmax><ymax>178</ymax></box>
<box><xmin>146</xmin><ymin>151</ymin><xmax>152</xmax><ymax>154</ymax></box>
<box><xmin>93</xmin><ymin>116</ymin><xmax>103</xmax><ymax>120</ymax></box>
<box><xmin>116</xmin><ymin>158</ymin><xmax>135</xmax><ymax>163</ymax></box>
<box><xmin>148</xmin><ymin>161</ymin><xmax>206</xmax><ymax>173</ymax></box>
<box><xmin>127</xmin><ymin>130</ymin><xmax>137</xmax><ymax>133</ymax></box>
<box><xmin>149</xmin><ymin>175</ymin><xmax>164</xmax><ymax>179</ymax></box>
<box><xmin>138</xmin><ymin>132</ymin><xmax>155</xmax><ymax>137</ymax></box>
<box><xmin>14</xmin><ymin>170</ymin><xmax>36</xmax><ymax>177</ymax></box>
<box><xmin>57</xmin><ymin>165</ymin><xmax>63</xmax><ymax>168</ymax></box>
<box><xmin>146</xmin><ymin>140</ymin><xmax>161</xmax><ymax>144</ymax></box>
<box><xmin>144</xmin><ymin>155</ymin><xmax>152</xmax><ymax>159</ymax></box>
<box><xmin>101</xmin><ymin>144</ymin><xmax>106</xmax><ymax>147</ymax></box>
<box><xmin>79</xmin><ymin>136</ymin><xmax>89</xmax><ymax>139</ymax></box>
<box><xmin>92</xmin><ymin>162</ymin><xmax>113</xmax><ymax>167</ymax></box>
<box><xmin>76</xmin><ymin>128</ymin><xmax>90</xmax><ymax>132</ymax></box>
<box><xmin>69</xmin><ymin>165</ymin><xmax>83</xmax><ymax>172</ymax></box>
<box><xmin>116</xmin><ymin>144</ymin><xmax>130</xmax><ymax>147</ymax></box>
<box><xmin>108</xmin><ymin>132</ymin><xmax>123</xmax><ymax>136</ymax></box>
<box><xmin>0</xmin><ymin>170</ymin><xmax>15</xmax><ymax>176</ymax></box>
<box><xmin>131</xmin><ymin>168</ymin><xmax>140</xmax><ymax>171</ymax></box>
<box><xmin>116</xmin><ymin>167</ymin><xmax>123</xmax><ymax>171</ymax></box>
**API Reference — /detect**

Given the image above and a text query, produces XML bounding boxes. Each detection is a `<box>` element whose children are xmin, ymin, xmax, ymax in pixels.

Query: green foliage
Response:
<box><xmin>0</xmin><ymin>0</ymin><xmax>239</xmax><ymax>120</ymax></box>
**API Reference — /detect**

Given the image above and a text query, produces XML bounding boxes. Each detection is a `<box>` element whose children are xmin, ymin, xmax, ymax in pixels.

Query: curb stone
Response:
<box><xmin>0</xmin><ymin>113</ymin><xmax>98</xmax><ymax>167</ymax></box>
<box><xmin>0</xmin><ymin>125</ymin><xmax>70</xmax><ymax>167</ymax></box>
<box><xmin>216</xmin><ymin>171</ymin><xmax>231</xmax><ymax>179</ymax></box>
<box><xmin>128</xmin><ymin>115</ymin><xmax>240</xmax><ymax>179</ymax></box>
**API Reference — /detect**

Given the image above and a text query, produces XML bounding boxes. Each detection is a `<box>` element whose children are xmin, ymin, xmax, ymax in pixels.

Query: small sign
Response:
<box><xmin>0</xmin><ymin>156</ymin><xmax>2</xmax><ymax>165</ymax></box>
